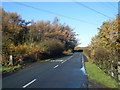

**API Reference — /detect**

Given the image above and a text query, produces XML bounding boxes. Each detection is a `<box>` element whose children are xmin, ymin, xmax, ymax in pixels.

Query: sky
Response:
<box><xmin>1</xmin><ymin>1</ymin><xmax>119</xmax><ymax>47</ymax></box>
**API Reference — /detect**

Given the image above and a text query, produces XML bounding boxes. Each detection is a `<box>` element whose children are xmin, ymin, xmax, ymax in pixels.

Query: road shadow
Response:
<box><xmin>53</xmin><ymin>54</ymin><xmax>73</xmax><ymax>59</ymax></box>
<box><xmin>82</xmin><ymin>54</ymin><xmax>88</xmax><ymax>62</ymax></box>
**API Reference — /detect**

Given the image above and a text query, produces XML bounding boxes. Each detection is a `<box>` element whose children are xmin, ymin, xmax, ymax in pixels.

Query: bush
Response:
<box><xmin>2</xmin><ymin>43</ymin><xmax>44</xmax><ymax>65</ymax></box>
<box><xmin>93</xmin><ymin>46</ymin><xmax>110</xmax><ymax>70</ymax></box>
<box><xmin>83</xmin><ymin>48</ymin><xmax>92</xmax><ymax>62</ymax></box>
<box><xmin>63</xmin><ymin>49</ymin><xmax>73</xmax><ymax>55</ymax></box>
<box><xmin>22</xmin><ymin>43</ymin><xmax>44</xmax><ymax>62</ymax></box>
<box><xmin>39</xmin><ymin>39</ymin><xmax>64</xmax><ymax>57</ymax></box>
<box><xmin>9</xmin><ymin>43</ymin><xmax>28</xmax><ymax>55</ymax></box>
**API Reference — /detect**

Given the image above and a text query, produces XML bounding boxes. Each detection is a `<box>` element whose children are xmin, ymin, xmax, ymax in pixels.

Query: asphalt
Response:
<box><xmin>2</xmin><ymin>53</ymin><xmax>88</xmax><ymax>88</ymax></box>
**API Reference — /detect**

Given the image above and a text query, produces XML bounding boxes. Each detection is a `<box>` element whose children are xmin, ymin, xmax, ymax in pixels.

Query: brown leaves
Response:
<box><xmin>86</xmin><ymin>14</ymin><xmax>120</xmax><ymax>80</ymax></box>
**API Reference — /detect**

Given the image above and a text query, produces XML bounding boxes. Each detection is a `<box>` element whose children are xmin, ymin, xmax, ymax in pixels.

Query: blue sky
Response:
<box><xmin>2</xmin><ymin>2</ymin><xmax>118</xmax><ymax>47</ymax></box>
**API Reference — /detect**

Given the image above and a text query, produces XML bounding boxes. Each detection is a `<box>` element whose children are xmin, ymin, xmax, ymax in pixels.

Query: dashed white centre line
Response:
<box><xmin>54</xmin><ymin>65</ymin><xmax>59</xmax><ymax>68</ymax></box>
<box><xmin>53</xmin><ymin>55</ymin><xmax>74</xmax><ymax>67</ymax></box>
<box><xmin>61</xmin><ymin>55</ymin><xmax>73</xmax><ymax>64</ymax></box>
<box><xmin>22</xmin><ymin>79</ymin><xmax>36</xmax><ymax>88</ymax></box>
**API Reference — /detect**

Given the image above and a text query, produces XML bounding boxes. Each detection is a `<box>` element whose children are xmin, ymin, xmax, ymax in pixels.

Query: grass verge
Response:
<box><xmin>39</xmin><ymin>59</ymin><xmax>52</xmax><ymax>63</ymax></box>
<box><xmin>85</xmin><ymin>62</ymin><xmax>120</xmax><ymax>88</ymax></box>
<box><xmin>2</xmin><ymin>65</ymin><xmax>21</xmax><ymax>73</ymax></box>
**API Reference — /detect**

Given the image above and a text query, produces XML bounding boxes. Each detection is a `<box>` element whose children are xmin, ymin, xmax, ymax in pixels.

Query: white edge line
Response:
<box><xmin>54</xmin><ymin>65</ymin><xmax>59</xmax><ymax>68</ymax></box>
<box><xmin>81</xmin><ymin>54</ymin><xmax>87</xmax><ymax>75</ymax></box>
<box><xmin>22</xmin><ymin>79</ymin><xmax>36</xmax><ymax>88</ymax></box>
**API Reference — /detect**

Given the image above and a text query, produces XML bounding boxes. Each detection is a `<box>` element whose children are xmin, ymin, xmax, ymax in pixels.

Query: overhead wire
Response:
<box><xmin>5</xmin><ymin>1</ymin><xmax>116</xmax><ymax>26</ymax></box>
<box><xmin>107</xmin><ymin>2</ymin><xmax>118</xmax><ymax>10</ymax></box>
<box><xmin>73</xmin><ymin>0</ymin><xmax>114</xmax><ymax>19</ymax></box>
<box><xmin>13</xmin><ymin>2</ymin><xmax>98</xmax><ymax>26</ymax></box>
<box><xmin>100</xmin><ymin>2</ymin><xmax>117</xmax><ymax>12</ymax></box>
<box><xmin>99</xmin><ymin>2</ymin><xmax>118</xmax><ymax>16</ymax></box>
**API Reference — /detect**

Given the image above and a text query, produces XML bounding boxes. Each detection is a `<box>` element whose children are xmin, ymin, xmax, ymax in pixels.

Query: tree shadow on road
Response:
<box><xmin>82</xmin><ymin>54</ymin><xmax>88</xmax><ymax>62</ymax></box>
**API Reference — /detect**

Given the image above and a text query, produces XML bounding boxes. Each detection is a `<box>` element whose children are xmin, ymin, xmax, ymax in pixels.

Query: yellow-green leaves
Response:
<box><xmin>84</xmin><ymin>14</ymin><xmax>120</xmax><ymax>82</ymax></box>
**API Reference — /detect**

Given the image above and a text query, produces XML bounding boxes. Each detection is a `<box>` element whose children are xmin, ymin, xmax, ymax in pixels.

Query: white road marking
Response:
<box><xmin>54</xmin><ymin>65</ymin><xmax>59</xmax><ymax>68</ymax></box>
<box><xmin>66</xmin><ymin>55</ymin><xmax>73</xmax><ymax>60</ymax></box>
<box><xmin>50</xmin><ymin>60</ymin><xmax>63</xmax><ymax>62</ymax></box>
<box><xmin>22</xmin><ymin>79</ymin><xmax>36</xmax><ymax>88</ymax></box>
<box><xmin>80</xmin><ymin>66</ymin><xmax>87</xmax><ymax>75</ymax></box>
<box><xmin>61</xmin><ymin>55</ymin><xmax>73</xmax><ymax>64</ymax></box>
<box><xmin>61</xmin><ymin>62</ymin><xmax>64</xmax><ymax>63</ymax></box>
<box><xmin>61</xmin><ymin>61</ymin><xmax>66</xmax><ymax>63</ymax></box>
<box><xmin>81</xmin><ymin>54</ymin><xmax>87</xmax><ymax>75</ymax></box>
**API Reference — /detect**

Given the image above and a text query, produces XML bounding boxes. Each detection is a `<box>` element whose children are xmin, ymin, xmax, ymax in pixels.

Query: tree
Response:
<box><xmin>85</xmin><ymin>14</ymin><xmax>120</xmax><ymax>80</ymax></box>
<box><xmin>2</xmin><ymin>9</ymin><xmax>30</xmax><ymax>65</ymax></box>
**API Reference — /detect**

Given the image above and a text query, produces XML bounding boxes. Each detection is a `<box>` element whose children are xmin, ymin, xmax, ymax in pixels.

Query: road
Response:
<box><xmin>2</xmin><ymin>53</ymin><xmax>88</xmax><ymax>88</ymax></box>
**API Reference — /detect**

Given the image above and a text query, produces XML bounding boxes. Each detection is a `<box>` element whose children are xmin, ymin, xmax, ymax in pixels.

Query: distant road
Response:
<box><xmin>3</xmin><ymin>53</ymin><xmax>88</xmax><ymax>88</ymax></box>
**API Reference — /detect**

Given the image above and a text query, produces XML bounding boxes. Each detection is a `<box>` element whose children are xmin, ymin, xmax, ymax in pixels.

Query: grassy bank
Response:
<box><xmin>2</xmin><ymin>65</ymin><xmax>22</xmax><ymax>73</ymax></box>
<box><xmin>85</xmin><ymin>62</ymin><xmax>119</xmax><ymax>88</ymax></box>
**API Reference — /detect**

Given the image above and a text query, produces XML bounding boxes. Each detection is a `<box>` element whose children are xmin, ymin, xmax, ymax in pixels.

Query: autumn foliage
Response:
<box><xmin>84</xmin><ymin>14</ymin><xmax>120</xmax><ymax>81</ymax></box>
<box><xmin>1</xmin><ymin>8</ymin><xmax>77</xmax><ymax>66</ymax></box>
